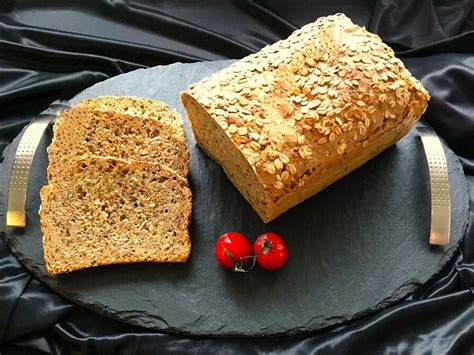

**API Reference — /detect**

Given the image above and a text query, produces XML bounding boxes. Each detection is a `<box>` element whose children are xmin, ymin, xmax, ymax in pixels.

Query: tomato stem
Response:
<box><xmin>261</xmin><ymin>238</ymin><xmax>273</xmax><ymax>255</ymax></box>
<box><xmin>223</xmin><ymin>246</ymin><xmax>255</xmax><ymax>272</ymax></box>
<box><xmin>232</xmin><ymin>238</ymin><xmax>273</xmax><ymax>272</ymax></box>
<box><xmin>249</xmin><ymin>254</ymin><xmax>257</xmax><ymax>270</ymax></box>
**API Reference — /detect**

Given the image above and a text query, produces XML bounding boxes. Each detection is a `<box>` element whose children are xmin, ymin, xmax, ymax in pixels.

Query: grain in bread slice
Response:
<box><xmin>77</xmin><ymin>96</ymin><xmax>185</xmax><ymax>137</ymax></box>
<box><xmin>47</xmin><ymin>105</ymin><xmax>190</xmax><ymax>180</ymax></box>
<box><xmin>40</xmin><ymin>155</ymin><xmax>192</xmax><ymax>274</ymax></box>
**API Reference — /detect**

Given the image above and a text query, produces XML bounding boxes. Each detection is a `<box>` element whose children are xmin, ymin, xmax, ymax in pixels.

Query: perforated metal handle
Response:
<box><xmin>418</xmin><ymin>127</ymin><xmax>451</xmax><ymax>245</ymax></box>
<box><xmin>6</xmin><ymin>115</ymin><xmax>55</xmax><ymax>227</ymax></box>
<box><xmin>6</xmin><ymin>103</ymin><xmax>69</xmax><ymax>227</ymax></box>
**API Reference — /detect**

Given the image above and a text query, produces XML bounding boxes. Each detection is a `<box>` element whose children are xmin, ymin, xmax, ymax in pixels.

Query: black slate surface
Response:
<box><xmin>1</xmin><ymin>61</ymin><xmax>470</xmax><ymax>337</ymax></box>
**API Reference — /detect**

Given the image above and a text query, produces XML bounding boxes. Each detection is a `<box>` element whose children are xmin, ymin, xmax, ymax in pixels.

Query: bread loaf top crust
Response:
<box><xmin>185</xmin><ymin>13</ymin><xmax>430</xmax><ymax>200</ymax></box>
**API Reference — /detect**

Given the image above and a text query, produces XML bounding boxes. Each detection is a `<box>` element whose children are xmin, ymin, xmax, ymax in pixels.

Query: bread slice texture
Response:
<box><xmin>40</xmin><ymin>155</ymin><xmax>192</xmax><ymax>274</ymax></box>
<box><xmin>77</xmin><ymin>96</ymin><xmax>185</xmax><ymax>137</ymax></box>
<box><xmin>181</xmin><ymin>13</ymin><xmax>430</xmax><ymax>223</ymax></box>
<box><xmin>47</xmin><ymin>105</ymin><xmax>190</xmax><ymax>180</ymax></box>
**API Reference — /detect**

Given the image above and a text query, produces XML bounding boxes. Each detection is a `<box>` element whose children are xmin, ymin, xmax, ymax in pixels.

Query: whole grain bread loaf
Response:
<box><xmin>47</xmin><ymin>105</ymin><xmax>189</xmax><ymax>179</ymax></box>
<box><xmin>40</xmin><ymin>156</ymin><xmax>192</xmax><ymax>274</ymax></box>
<box><xmin>181</xmin><ymin>13</ymin><xmax>430</xmax><ymax>223</ymax></box>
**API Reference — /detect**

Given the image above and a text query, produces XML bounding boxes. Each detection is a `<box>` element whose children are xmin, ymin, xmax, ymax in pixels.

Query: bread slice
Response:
<box><xmin>47</xmin><ymin>105</ymin><xmax>190</xmax><ymax>180</ymax></box>
<box><xmin>40</xmin><ymin>155</ymin><xmax>192</xmax><ymax>274</ymax></box>
<box><xmin>181</xmin><ymin>13</ymin><xmax>430</xmax><ymax>222</ymax></box>
<box><xmin>77</xmin><ymin>96</ymin><xmax>185</xmax><ymax>137</ymax></box>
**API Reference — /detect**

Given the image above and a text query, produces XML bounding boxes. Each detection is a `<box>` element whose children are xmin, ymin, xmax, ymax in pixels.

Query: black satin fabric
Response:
<box><xmin>1</xmin><ymin>1</ymin><xmax>473</xmax><ymax>354</ymax></box>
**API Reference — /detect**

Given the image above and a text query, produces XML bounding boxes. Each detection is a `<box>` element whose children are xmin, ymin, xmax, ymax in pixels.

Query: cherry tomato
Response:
<box><xmin>253</xmin><ymin>232</ymin><xmax>288</xmax><ymax>270</ymax></box>
<box><xmin>215</xmin><ymin>232</ymin><xmax>252</xmax><ymax>270</ymax></box>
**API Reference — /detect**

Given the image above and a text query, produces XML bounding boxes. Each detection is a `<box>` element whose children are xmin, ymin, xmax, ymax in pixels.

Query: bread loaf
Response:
<box><xmin>40</xmin><ymin>156</ymin><xmax>192</xmax><ymax>274</ymax></box>
<box><xmin>47</xmin><ymin>105</ymin><xmax>190</xmax><ymax>179</ymax></box>
<box><xmin>181</xmin><ymin>13</ymin><xmax>430</xmax><ymax>223</ymax></box>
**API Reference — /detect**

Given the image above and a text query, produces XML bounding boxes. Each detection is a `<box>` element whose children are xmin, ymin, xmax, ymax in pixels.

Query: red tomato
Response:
<box><xmin>215</xmin><ymin>232</ymin><xmax>252</xmax><ymax>270</ymax></box>
<box><xmin>253</xmin><ymin>232</ymin><xmax>288</xmax><ymax>270</ymax></box>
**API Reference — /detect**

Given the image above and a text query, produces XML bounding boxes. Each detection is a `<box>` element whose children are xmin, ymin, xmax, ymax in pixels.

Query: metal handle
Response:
<box><xmin>6</xmin><ymin>103</ymin><xmax>69</xmax><ymax>227</ymax></box>
<box><xmin>418</xmin><ymin>127</ymin><xmax>451</xmax><ymax>245</ymax></box>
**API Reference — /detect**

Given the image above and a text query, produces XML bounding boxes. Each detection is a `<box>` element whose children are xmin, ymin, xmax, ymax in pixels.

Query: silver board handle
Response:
<box><xmin>418</xmin><ymin>126</ymin><xmax>451</xmax><ymax>245</ymax></box>
<box><xmin>6</xmin><ymin>103</ymin><xmax>69</xmax><ymax>227</ymax></box>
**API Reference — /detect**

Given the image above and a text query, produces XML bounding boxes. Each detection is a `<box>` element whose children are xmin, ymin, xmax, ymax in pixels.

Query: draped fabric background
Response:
<box><xmin>1</xmin><ymin>0</ymin><xmax>473</xmax><ymax>354</ymax></box>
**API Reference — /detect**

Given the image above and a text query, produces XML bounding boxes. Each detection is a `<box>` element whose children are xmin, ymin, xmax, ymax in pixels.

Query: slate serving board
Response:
<box><xmin>0</xmin><ymin>61</ymin><xmax>470</xmax><ymax>337</ymax></box>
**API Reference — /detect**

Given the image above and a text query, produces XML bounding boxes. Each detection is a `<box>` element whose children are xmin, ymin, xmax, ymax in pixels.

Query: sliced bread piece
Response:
<box><xmin>40</xmin><ymin>155</ymin><xmax>192</xmax><ymax>274</ymax></box>
<box><xmin>47</xmin><ymin>105</ymin><xmax>190</xmax><ymax>180</ymax></box>
<box><xmin>77</xmin><ymin>96</ymin><xmax>185</xmax><ymax>137</ymax></box>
